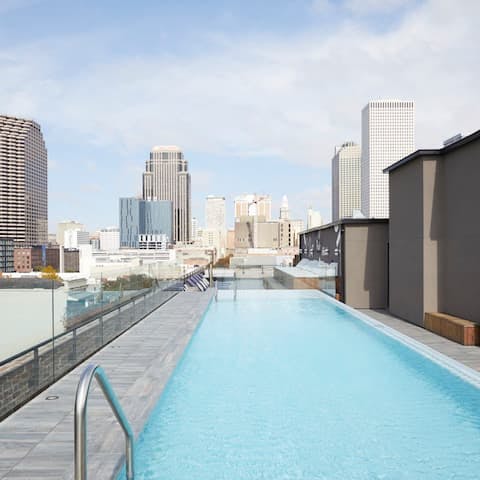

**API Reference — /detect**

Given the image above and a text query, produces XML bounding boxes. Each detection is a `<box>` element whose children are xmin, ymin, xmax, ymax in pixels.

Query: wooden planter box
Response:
<box><xmin>424</xmin><ymin>312</ymin><xmax>480</xmax><ymax>346</ymax></box>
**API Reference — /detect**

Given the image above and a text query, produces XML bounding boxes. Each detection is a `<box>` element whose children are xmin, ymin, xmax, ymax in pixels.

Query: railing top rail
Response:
<box><xmin>74</xmin><ymin>364</ymin><xmax>134</xmax><ymax>480</ymax></box>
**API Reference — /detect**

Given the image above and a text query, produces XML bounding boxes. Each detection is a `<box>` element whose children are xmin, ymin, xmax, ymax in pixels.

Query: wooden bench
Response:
<box><xmin>424</xmin><ymin>312</ymin><xmax>480</xmax><ymax>346</ymax></box>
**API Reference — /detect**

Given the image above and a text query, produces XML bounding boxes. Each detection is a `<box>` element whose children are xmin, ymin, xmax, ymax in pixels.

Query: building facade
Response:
<box><xmin>99</xmin><ymin>227</ymin><xmax>120</xmax><ymax>251</ymax></box>
<box><xmin>361</xmin><ymin>100</ymin><xmax>415</xmax><ymax>218</ymax></box>
<box><xmin>64</xmin><ymin>229</ymin><xmax>90</xmax><ymax>249</ymax></box>
<box><xmin>299</xmin><ymin>219</ymin><xmax>389</xmax><ymax>308</ymax></box>
<box><xmin>0</xmin><ymin>115</ymin><xmax>48</xmax><ymax>246</ymax></box>
<box><xmin>138</xmin><ymin>234</ymin><xmax>168</xmax><ymax>250</ymax></box>
<box><xmin>56</xmin><ymin>221</ymin><xmax>84</xmax><ymax>246</ymax></box>
<box><xmin>386</xmin><ymin>129</ymin><xmax>480</xmax><ymax>327</ymax></box>
<box><xmin>119</xmin><ymin>198</ymin><xmax>173</xmax><ymax>248</ymax></box>
<box><xmin>234</xmin><ymin>194</ymin><xmax>271</xmax><ymax>221</ymax></box>
<box><xmin>332</xmin><ymin>142</ymin><xmax>361</xmax><ymax>221</ymax></box>
<box><xmin>191</xmin><ymin>217</ymin><xmax>199</xmax><ymax>242</ymax></box>
<box><xmin>279</xmin><ymin>195</ymin><xmax>290</xmax><ymax>220</ymax></box>
<box><xmin>142</xmin><ymin>146</ymin><xmax>191</xmax><ymax>243</ymax></box>
<box><xmin>307</xmin><ymin>208</ymin><xmax>323</xmax><ymax>229</ymax></box>
<box><xmin>0</xmin><ymin>238</ymin><xmax>14</xmax><ymax>273</ymax></box>
<box><xmin>14</xmin><ymin>246</ymin><xmax>43</xmax><ymax>272</ymax></box>
<box><xmin>205</xmin><ymin>195</ymin><xmax>226</xmax><ymax>231</ymax></box>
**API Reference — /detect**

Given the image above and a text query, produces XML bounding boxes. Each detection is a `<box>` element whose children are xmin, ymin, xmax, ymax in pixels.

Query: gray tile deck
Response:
<box><xmin>361</xmin><ymin>309</ymin><xmax>480</xmax><ymax>372</ymax></box>
<box><xmin>0</xmin><ymin>290</ymin><xmax>213</xmax><ymax>480</ymax></box>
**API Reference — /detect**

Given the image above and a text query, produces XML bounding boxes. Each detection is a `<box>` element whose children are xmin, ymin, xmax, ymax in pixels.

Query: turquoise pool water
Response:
<box><xmin>129</xmin><ymin>291</ymin><xmax>480</xmax><ymax>479</ymax></box>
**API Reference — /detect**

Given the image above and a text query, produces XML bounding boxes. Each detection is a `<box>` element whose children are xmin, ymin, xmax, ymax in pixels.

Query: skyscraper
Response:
<box><xmin>119</xmin><ymin>198</ymin><xmax>173</xmax><ymax>248</ymax></box>
<box><xmin>0</xmin><ymin>115</ymin><xmax>48</xmax><ymax>246</ymax></box>
<box><xmin>191</xmin><ymin>217</ymin><xmax>199</xmax><ymax>241</ymax></box>
<box><xmin>279</xmin><ymin>195</ymin><xmax>290</xmax><ymax>220</ymax></box>
<box><xmin>234</xmin><ymin>194</ymin><xmax>271</xmax><ymax>221</ymax></box>
<box><xmin>205</xmin><ymin>195</ymin><xmax>226</xmax><ymax>230</ymax></box>
<box><xmin>307</xmin><ymin>207</ymin><xmax>323</xmax><ymax>229</ymax></box>
<box><xmin>361</xmin><ymin>100</ymin><xmax>415</xmax><ymax>218</ymax></box>
<box><xmin>332</xmin><ymin>142</ymin><xmax>361</xmax><ymax>221</ymax></box>
<box><xmin>142</xmin><ymin>146</ymin><xmax>191</xmax><ymax>242</ymax></box>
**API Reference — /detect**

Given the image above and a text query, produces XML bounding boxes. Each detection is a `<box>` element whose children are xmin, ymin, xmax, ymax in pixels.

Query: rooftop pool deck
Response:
<box><xmin>0</xmin><ymin>290</ymin><xmax>213</xmax><ymax>480</ymax></box>
<box><xmin>2</xmin><ymin>289</ymin><xmax>480</xmax><ymax>479</ymax></box>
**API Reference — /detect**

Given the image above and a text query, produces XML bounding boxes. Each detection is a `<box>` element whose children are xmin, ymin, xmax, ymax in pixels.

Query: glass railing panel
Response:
<box><xmin>0</xmin><ymin>265</ymin><xmax>183</xmax><ymax>420</ymax></box>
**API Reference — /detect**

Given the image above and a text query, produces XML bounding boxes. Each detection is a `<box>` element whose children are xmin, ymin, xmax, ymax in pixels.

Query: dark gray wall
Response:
<box><xmin>440</xmin><ymin>140</ymin><xmax>480</xmax><ymax>322</ymax></box>
<box><xmin>344</xmin><ymin>224</ymin><xmax>388</xmax><ymax>309</ymax></box>
<box><xmin>389</xmin><ymin>135</ymin><xmax>480</xmax><ymax>326</ymax></box>
<box><xmin>389</xmin><ymin>159</ymin><xmax>424</xmax><ymax>325</ymax></box>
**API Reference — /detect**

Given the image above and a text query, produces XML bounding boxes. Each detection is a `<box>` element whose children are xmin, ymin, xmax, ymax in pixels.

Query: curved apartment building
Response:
<box><xmin>0</xmin><ymin>115</ymin><xmax>48</xmax><ymax>246</ymax></box>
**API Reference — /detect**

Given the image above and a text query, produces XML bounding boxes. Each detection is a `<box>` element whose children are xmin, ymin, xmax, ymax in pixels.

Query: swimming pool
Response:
<box><xmin>125</xmin><ymin>290</ymin><xmax>480</xmax><ymax>479</ymax></box>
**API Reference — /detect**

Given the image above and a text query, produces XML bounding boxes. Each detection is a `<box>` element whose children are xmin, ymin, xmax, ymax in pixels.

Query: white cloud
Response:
<box><xmin>344</xmin><ymin>0</ymin><xmax>417</xmax><ymax>15</ymax></box>
<box><xmin>0</xmin><ymin>0</ymin><xmax>479</xmax><ymax>174</ymax></box>
<box><xmin>81</xmin><ymin>183</ymin><xmax>102</xmax><ymax>193</ymax></box>
<box><xmin>310</xmin><ymin>0</ymin><xmax>333</xmax><ymax>14</ymax></box>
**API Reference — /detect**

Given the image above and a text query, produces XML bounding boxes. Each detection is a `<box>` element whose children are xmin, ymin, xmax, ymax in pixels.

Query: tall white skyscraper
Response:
<box><xmin>142</xmin><ymin>146</ymin><xmax>191</xmax><ymax>243</ymax></box>
<box><xmin>279</xmin><ymin>195</ymin><xmax>290</xmax><ymax>220</ymax></box>
<box><xmin>307</xmin><ymin>207</ymin><xmax>323</xmax><ymax>229</ymax></box>
<box><xmin>332</xmin><ymin>142</ymin><xmax>361</xmax><ymax>221</ymax></box>
<box><xmin>191</xmin><ymin>217</ymin><xmax>199</xmax><ymax>241</ymax></box>
<box><xmin>234</xmin><ymin>194</ymin><xmax>271</xmax><ymax>221</ymax></box>
<box><xmin>361</xmin><ymin>100</ymin><xmax>415</xmax><ymax>218</ymax></box>
<box><xmin>205</xmin><ymin>195</ymin><xmax>226</xmax><ymax>230</ymax></box>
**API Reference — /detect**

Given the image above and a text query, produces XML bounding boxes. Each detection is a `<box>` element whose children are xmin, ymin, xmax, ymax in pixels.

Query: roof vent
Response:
<box><xmin>443</xmin><ymin>133</ymin><xmax>462</xmax><ymax>147</ymax></box>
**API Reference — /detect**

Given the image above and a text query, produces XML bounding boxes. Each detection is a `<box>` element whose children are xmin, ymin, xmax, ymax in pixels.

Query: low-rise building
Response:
<box><xmin>99</xmin><ymin>227</ymin><xmax>120</xmax><ymax>251</ymax></box>
<box><xmin>14</xmin><ymin>246</ymin><xmax>43</xmax><ymax>272</ymax></box>
<box><xmin>64</xmin><ymin>249</ymin><xmax>80</xmax><ymax>272</ymax></box>
<box><xmin>298</xmin><ymin>219</ymin><xmax>389</xmax><ymax>308</ymax></box>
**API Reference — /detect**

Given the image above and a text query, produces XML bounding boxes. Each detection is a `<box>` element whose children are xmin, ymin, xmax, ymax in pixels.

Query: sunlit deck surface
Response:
<box><xmin>3</xmin><ymin>292</ymin><xmax>480</xmax><ymax>479</ymax></box>
<box><xmin>0</xmin><ymin>290</ymin><xmax>213</xmax><ymax>480</ymax></box>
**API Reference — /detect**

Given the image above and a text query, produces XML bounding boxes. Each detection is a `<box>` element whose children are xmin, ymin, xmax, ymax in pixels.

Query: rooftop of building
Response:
<box><xmin>301</xmin><ymin>218</ymin><xmax>389</xmax><ymax>235</ymax></box>
<box><xmin>0</xmin><ymin>278</ymin><xmax>63</xmax><ymax>289</ymax></box>
<box><xmin>384</xmin><ymin>128</ymin><xmax>480</xmax><ymax>174</ymax></box>
<box><xmin>150</xmin><ymin>145</ymin><xmax>182</xmax><ymax>152</ymax></box>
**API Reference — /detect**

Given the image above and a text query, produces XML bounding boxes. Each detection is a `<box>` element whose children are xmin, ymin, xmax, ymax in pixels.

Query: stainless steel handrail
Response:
<box><xmin>74</xmin><ymin>364</ymin><xmax>134</xmax><ymax>480</ymax></box>
<box><xmin>214</xmin><ymin>280</ymin><xmax>218</xmax><ymax>302</ymax></box>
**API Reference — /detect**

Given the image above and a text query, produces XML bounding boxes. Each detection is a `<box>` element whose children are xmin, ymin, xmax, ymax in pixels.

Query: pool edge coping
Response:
<box><xmin>316</xmin><ymin>290</ymin><xmax>480</xmax><ymax>389</ymax></box>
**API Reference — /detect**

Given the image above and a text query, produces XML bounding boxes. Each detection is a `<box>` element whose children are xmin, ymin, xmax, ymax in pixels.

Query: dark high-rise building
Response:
<box><xmin>119</xmin><ymin>198</ymin><xmax>173</xmax><ymax>248</ymax></box>
<box><xmin>142</xmin><ymin>146</ymin><xmax>191</xmax><ymax>243</ymax></box>
<box><xmin>0</xmin><ymin>115</ymin><xmax>48</xmax><ymax>246</ymax></box>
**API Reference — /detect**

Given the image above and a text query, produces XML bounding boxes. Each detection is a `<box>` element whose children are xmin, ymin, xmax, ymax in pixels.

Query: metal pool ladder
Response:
<box><xmin>74</xmin><ymin>364</ymin><xmax>134</xmax><ymax>480</ymax></box>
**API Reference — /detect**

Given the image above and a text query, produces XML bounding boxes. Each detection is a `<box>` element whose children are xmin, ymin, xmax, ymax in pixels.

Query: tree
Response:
<box><xmin>41</xmin><ymin>265</ymin><xmax>60</xmax><ymax>281</ymax></box>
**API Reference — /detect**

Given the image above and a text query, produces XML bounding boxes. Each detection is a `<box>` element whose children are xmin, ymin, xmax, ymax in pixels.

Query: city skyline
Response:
<box><xmin>0</xmin><ymin>0</ymin><xmax>479</xmax><ymax>232</ymax></box>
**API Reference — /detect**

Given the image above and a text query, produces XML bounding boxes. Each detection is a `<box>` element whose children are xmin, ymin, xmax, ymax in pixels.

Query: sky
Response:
<box><xmin>0</xmin><ymin>0</ymin><xmax>479</xmax><ymax>232</ymax></box>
